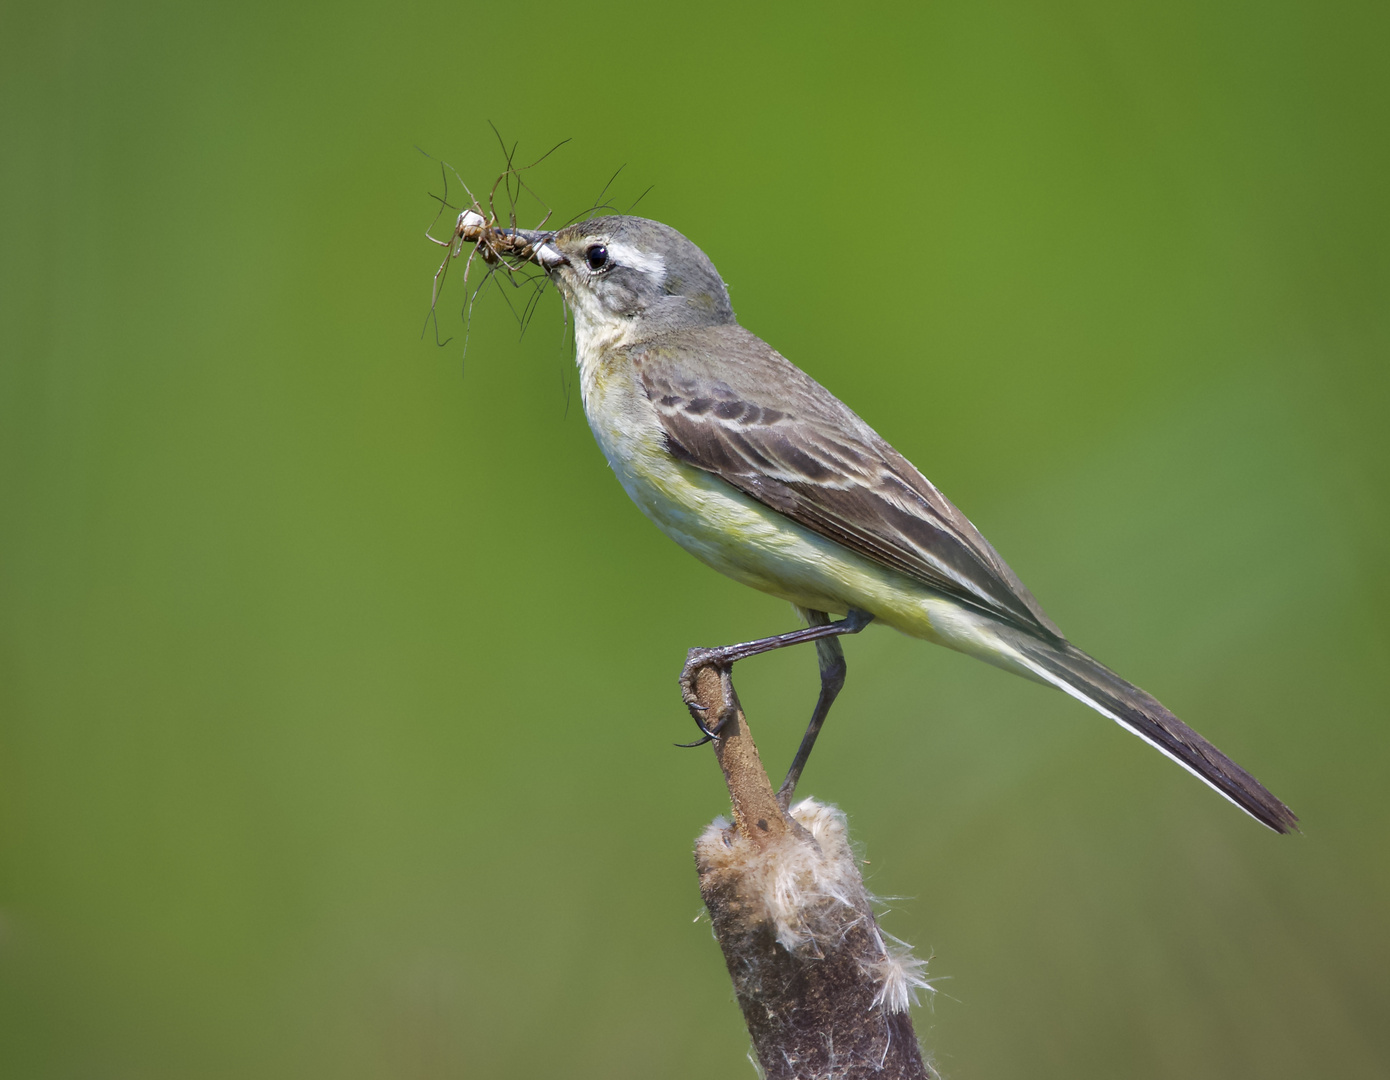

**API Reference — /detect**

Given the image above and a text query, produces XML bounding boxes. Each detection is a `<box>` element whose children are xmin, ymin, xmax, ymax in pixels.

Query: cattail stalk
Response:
<box><xmin>689</xmin><ymin>664</ymin><xmax>938</xmax><ymax>1080</ymax></box>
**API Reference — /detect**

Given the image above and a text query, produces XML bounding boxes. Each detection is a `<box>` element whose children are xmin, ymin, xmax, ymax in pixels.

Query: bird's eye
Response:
<box><xmin>585</xmin><ymin>244</ymin><xmax>610</xmax><ymax>271</ymax></box>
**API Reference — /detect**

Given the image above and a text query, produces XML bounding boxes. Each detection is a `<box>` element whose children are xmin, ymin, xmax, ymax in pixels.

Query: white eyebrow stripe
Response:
<box><xmin>605</xmin><ymin>241</ymin><xmax>666</xmax><ymax>282</ymax></box>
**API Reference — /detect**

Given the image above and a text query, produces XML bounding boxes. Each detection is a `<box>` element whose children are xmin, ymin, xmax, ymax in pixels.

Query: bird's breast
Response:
<box><xmin>575</xmin><ymin>338</ymin><xmax>672</xmax><ymax>498</ymax></box>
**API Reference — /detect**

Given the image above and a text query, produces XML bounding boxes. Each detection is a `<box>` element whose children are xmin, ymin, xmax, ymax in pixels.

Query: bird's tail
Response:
<box><xmin>998</xmin><ymin>630</ymin><xmax>1298</xmax><ymax>833</ymax></box>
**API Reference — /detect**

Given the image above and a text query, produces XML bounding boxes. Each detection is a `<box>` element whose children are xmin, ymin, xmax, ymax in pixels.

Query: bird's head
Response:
<box><xmin>512</xmin><ymin>216</ymin><xmax>735</xmax><ymax>341</ymax></box>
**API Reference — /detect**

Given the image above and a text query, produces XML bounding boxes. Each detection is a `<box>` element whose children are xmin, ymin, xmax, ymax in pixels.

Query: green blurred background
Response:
<box><xmin>3</xmin><ymin>1</ymin><xmax>1387</xmax><ymax>1076</ymax></box>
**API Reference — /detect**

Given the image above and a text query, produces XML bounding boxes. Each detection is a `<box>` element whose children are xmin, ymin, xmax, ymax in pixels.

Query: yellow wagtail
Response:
<box><xmin>477</xmin><ymin>213</ymin><xmax>1295</xmax><ymax>833</ymax></box>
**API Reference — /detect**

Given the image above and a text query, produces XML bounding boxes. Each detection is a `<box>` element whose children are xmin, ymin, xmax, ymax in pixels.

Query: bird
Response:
<box><xmin>492</xmin><ymin>213</ymin><xmax>1296</xmax><ymax>833</ymax></box>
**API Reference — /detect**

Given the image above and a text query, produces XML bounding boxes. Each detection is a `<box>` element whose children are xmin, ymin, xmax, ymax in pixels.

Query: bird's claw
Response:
<box><xmin>679</xmin><ymin>647</ymin><xmax>737</xmax><ymax>743</ymax></box>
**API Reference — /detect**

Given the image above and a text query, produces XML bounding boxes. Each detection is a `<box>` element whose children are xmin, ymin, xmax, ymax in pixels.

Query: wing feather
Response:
<box><xmin>632</xmin><ymin>326</ymin><xmax>1064</xmax><ymax>640</ymax></box>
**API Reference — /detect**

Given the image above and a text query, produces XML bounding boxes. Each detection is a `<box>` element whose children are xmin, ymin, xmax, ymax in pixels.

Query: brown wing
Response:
<box><xmin>631</xmin><ymin>324</ymin><xmax>1065</xmax><ymax>641</ymax></box>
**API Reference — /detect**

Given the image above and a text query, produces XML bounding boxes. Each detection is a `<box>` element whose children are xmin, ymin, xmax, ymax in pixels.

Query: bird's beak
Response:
<box><xmin>507</xmin><ymin>228</ymin><xmax>568</xmax><ymax>271</ymax></box>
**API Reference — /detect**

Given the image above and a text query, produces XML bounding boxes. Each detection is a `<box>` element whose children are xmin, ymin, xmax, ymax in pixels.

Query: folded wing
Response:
<box><xmin>633</xmin><ymin>325</ymin><xmax>1064</xmax><ymax>641</ymax></box>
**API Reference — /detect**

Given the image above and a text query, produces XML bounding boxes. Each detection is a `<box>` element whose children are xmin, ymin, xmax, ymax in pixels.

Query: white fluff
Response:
<box><xmin>697</xmin><ymin>798</ymin><xmax>935</xmax><ymax>1013</ymax></box>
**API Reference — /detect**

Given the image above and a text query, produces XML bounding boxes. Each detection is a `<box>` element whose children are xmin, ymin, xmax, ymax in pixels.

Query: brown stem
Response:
<box><xmin>692</xmin><ymin>664</ymin><xmax>801</xmax><ymax>846</ymax></box>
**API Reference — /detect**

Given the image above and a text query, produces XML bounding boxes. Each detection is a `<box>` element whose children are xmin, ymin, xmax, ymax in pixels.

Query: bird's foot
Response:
<box><xmin>679</xmin><ymin>647</ymin><xmax>738</xmax><ymax>745</ymax></box>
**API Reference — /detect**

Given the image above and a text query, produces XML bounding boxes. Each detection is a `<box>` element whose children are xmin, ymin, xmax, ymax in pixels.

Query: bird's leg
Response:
<box><xmin>777</xmin><ymin>612</ymin><xmax>848</xmax><ymax>806</ymax></box>
<box><xmin>678</xmin><ymin>609</ymin><xmax>872</xmax><ymax>746</ymax></box>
